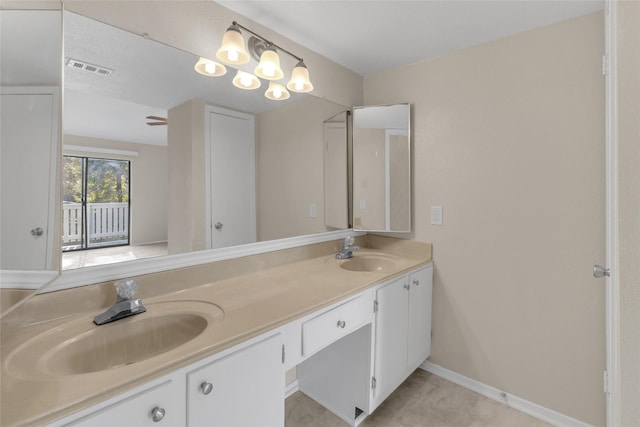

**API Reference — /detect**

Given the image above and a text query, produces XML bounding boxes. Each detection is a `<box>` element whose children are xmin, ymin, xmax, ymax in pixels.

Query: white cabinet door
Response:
<box><xmin>63</xmin><ymin>380</ymin><xmax>181</xmax><ymax>427</ymax></box>
<box><xmin>373</xmin><ymin>276</ymin><xmax>409</xmax><ymax>404</ymax></box>
<box><xmin>186</xmin><ymin>334</ymin><xmax>284</xmax><ymax>427</ymax></box>
<box><xmin>372</xmin><ymin>264</ymin><xmax>433</xmax><ymax>410</ymax></box>
<box><xmin>1</xmin><ymin>89</ymin><xmax>58</xmax><ymax>270</ymax></box>
<box><xmin>407</xmin><ymin>264</ymin><xmax>433</xmax><ymax>368</ymax></box>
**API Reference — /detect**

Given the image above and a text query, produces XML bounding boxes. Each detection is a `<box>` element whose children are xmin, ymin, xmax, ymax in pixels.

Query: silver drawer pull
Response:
<box><xmin>413</xmin><ymin>279</ymin><xmax>420</xmax><ymax>286</ymax></box>
<box><xmin>337</xmin><ymin>320</ymin><xmax>346</xmax><ymax>329</ymax></box>
<box><xmin>200</xmin><ymin>381</ymin><xmax>213</xmax><ymax>395</ymax></box>
<box><xmin>151</xmin><ymin>406</ymin><xmax>166</xmax><ymax>422</ymax></box>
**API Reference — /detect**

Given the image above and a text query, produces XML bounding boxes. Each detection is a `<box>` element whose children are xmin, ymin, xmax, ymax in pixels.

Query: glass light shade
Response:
<box><xmin>232</xmin><ymin>70</ymin><xmax>261</xmax><ymax>90</ymax></box>
<box><xmin>287</xmin><ymin>61</ymin><xmax>314</xmax><ymax>93</ymax></box>
<box><xmin>265</xmin><ymin>82</ymin><xmax>290</xmax><ymax>101</ymax></box>
<box><xmin>254</xmin><ymin>47</ymin><xmax>284</xmax><ymax>81</ymax></box>
<box><xmin>216</xmin><ymin>25</ymin><xmax>250</xmax><ymax>65</ymax></box>
<box><xmin>194</xmin><ymin>57</ymin><xmax>227</xmax><ymax>77</ymax></box>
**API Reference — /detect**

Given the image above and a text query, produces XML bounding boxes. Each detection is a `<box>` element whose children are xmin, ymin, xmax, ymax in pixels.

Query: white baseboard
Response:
<box><xmin>420</xmin><ymin>361</ymin><xmax>593</xmax><ymax>427</ymax></box>
<box><xmin>285</xmin><ymin>379</ymin><xmax>299</xmax><ymax>399</ymax></box>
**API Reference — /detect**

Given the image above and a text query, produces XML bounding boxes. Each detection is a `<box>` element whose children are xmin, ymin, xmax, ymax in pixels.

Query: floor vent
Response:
<box><xmin>66</xmin><ymin>58</ymin><xmax>113</xmax><ymax>77</ymax></box>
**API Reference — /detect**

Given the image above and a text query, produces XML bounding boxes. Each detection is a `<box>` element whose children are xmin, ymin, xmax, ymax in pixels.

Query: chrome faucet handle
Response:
<box><xmin>115</xmin><ymin>278</ymin><xmax>139</xmax><ymax>301</ymax></box>
<box><xmin>344</xmin><ymin>235</ymin><xmax>355</xmax><ymax>247</ymax></box>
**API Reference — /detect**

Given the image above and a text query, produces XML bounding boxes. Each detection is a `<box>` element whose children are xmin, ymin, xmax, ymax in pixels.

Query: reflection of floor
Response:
<box><xmin>62</xmin><ymin>243</ymin><xmax>168</xmax><ymax>270</ymax></box>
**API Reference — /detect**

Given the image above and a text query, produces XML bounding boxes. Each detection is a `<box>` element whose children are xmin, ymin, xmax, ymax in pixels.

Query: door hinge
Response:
<box><xmin>604</xmin><ymin>370</ymin><xmax>609</xmax><ymax>394</ymax></box>
<box><xmin>373</xmin><ymin>300</ymin><xmax>378</xmax><ymax>313</ymax></box>
<box><xmin>371</xmin><ymin>376</ymin><xmax>377</xmax><ymax>390</ymax></box>
<box><xmin>602</xmin><ymin>54</ymin><xmax>608</xmax><ymax>76</ymax></box>
<box><xmin>282</xmin><ymin>344</ymin><xmax>285</xmax><ymax>364</ymax></box>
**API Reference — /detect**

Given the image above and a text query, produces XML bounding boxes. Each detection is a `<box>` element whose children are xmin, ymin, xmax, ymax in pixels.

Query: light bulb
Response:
<box><xmin>228</xmin><ymin>49</ymin><xmax>239</xmax><ymax>62</ymax></box>
<box><xmin>204</xmin><ymin>62</ymin><xmax>216</xmax><ymax>74</ymax></box>
<box><xmin>295</xmin><ymin>81</ymin><xmax>304</xmax><ymax>91</ymax></box>
<box><xmin>241</xmin><ymin>74</ymin><xmax>253</xmax><ymax>87</ymax></box>
<box><xmin>272</xmin><ymin>86</ymin><xmax>282</xmax><ymax>98</ymax></box>
<box><xmin>263</xmin><ymin>64</ymin><xmax>276</xmax><ymax>77</ymax></box>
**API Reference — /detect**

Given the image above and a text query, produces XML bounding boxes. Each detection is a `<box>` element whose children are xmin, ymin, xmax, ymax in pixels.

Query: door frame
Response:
<box><xmin>604</xmin><ymin>3</ymin><xmax>619</xmax><ymax>426</ymax></box>
<box><xmin>203</xmin><ymin>104</ymin><xmax>256</xmax><ymax>250</ymax></box>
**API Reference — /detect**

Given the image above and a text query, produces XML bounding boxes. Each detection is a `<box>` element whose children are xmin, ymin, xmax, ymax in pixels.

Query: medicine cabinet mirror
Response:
<box><xmin>352</xmin><ymin>103</ymin><xmax>411</xmax><ymax>232</ymax></box>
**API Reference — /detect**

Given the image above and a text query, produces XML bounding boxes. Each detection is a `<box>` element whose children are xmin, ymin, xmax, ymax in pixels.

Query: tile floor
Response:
<box><xmin>285</xmin><ymin>369</ymin><xmax>552</xmax><ymax>427</ymax></box>
<box><xmin>62</xmin><ymin>243</ymin><xmax>168</xmax><ymax>270</ymax></box>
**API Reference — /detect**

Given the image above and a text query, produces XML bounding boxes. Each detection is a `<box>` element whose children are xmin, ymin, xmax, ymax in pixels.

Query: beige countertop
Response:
<box><xmin>0</xmin><ymin>236</ymin><xmax>431</xmax><ymax>427</ymax></box>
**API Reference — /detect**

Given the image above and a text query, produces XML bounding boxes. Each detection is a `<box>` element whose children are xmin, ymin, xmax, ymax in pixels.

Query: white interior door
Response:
<box><xmin>1</xmin><ymin>89</ymin><xmax>58</xmax><ymax>270</ymax></box>
<box><xmin>206</xmin><ymin>106</ymin><xmax>256</xmax><ymax>249</ymax></box>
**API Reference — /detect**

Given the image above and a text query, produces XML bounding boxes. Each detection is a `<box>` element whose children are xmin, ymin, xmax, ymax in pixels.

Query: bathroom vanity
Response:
<box><xmin>1</xmin><ymin>236</ymin><xmax>432</xmax><ymax>427</ymax></box>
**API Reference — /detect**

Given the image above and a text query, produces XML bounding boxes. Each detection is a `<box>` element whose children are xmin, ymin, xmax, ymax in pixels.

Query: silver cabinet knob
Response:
<box><xmin>151</xmin><ymin>406</ymin><xmax>166</xmax><ymax>422</ymax></box>
<box><xmin>413</xmin><ymin>279</ymin><xmax>420</xmax><ymax>286</ymax></box>
<box><xmin>404</xmin><ymin>283</ymin><xmax>410</xmax><ymax>290</ymax></box>
<box><xmin>30</xmin><ymin>227</ymin><xmax>43</xmax><ymax>236</ymax></box>
<box><xmin>337</xmin><ymin>320</ymin><xmax>346</xmax><ymax>328</ymax></box>
<box><xmin>214</xmin><ymin>222</ymin><xmax>223</xmax><ymax>231</ymax></box>
<box><xmin>200</xmin><ymin>381</ymin><xmax>213</xmax><ymax>395</ymax></box>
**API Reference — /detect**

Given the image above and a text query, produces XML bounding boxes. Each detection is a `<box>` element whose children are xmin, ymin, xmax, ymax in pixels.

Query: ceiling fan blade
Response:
<box><xmin>146</xmin><ymin>115</ymin><xmax>167</xmax><ymax>121</ymax></box>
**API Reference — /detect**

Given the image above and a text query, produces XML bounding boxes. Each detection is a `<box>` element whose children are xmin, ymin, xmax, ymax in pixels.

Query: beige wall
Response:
<box><xmin>256</xmin><ymin>96</ymin><xmax>346</xmax><ymax>241</ymax></box>
<box><xmin>63</xmin><ymin>134</ymin><xmax>168</xmax><ymax>246</ymax></box>
<box><xmin>364</xmin><ymin>13</ymin><xmax>605</xmax><ymax>425</ymax></box>
<box><xmin>616</xmin><ymin>2</ymin><xmax>640</xmax><ymax>425</ymax></box>
<box><xmin>167</xmin><ymin>100</ymin><xmax>206</xmax><ymax>255</ymax></box>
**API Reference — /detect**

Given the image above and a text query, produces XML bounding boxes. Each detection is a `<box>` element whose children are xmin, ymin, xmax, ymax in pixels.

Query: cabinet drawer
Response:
<box><xmin>63</xmin><ymin>380</ymin><xmax>179</xmax><ymax>426</ymax></box>
<box><xmin>302</xmin><ymin>295</ymin><xmax>370</xmax><ymax>357</ymax></box>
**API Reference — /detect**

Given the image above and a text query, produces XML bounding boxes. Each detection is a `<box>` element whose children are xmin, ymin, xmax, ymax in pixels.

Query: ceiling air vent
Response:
<box><xmin>66</xmin><ymin>58</ymin><xmax>114</xmax><ymax>77</ymax></box>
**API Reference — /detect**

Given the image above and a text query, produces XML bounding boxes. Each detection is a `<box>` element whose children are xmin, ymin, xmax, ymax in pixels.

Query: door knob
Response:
<box><xmin>30</xmin><ymin>227</ymin><xmax>43</xmax><ymax>237</ymax></box>
<box><xmin>214</xmin><ymin>222</ymin><xmax>223</xmax><ymax>231</ymax></box>
<box><xmin>593</xmin><ymin>265</ymin><xmax>610</xmax><ymax>278</ymax></box>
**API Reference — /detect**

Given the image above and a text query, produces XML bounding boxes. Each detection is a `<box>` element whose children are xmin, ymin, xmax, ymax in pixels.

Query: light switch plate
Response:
<box><xmin>309</xmin><ymin>203</ymin><xmax>317</xmax><ymax>218</ymax></box>
<box><xmin>431</xmin><ymin>206</ymin><xmax>443</xmax><ymax>225</ymax></box>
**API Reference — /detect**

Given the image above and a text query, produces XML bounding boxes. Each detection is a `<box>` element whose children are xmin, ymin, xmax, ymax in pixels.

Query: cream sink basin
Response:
<box><xmin>339</xmin><ymin>253</ymin><xmax>400</xmax><ymax>273</ymax></box>
<box><xmin>6</xmin><ymin>301</ymin><xmax>223</xmax><ymax>378</ymax></box>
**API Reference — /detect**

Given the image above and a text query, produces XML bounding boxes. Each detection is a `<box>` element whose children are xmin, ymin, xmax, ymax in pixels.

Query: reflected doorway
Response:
<box><xmin>62</xmin><ymin>156</ymin><xmax>130</xmax><ymax>251</ymax></box>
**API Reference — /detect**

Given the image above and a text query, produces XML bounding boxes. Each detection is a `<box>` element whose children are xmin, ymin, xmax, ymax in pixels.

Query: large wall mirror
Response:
<box><xmin>61</xmin><ymin>9</ymin><xmax>348</xmax><ymax>268</ymax></box>
<box><xmin>352</xmin><ymin>104</ymin><xmax>411</xmax><ymax>232</ymax></box>
<box><xmin>1</xmin><ymin>4</ymin><xmax>349</xmax><ymax>315</ymax></box>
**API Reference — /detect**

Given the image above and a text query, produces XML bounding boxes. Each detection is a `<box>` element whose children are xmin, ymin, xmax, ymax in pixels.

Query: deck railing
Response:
<box><xmin>62</xmin><ymin>202</ymin><xmax>129</xmax><ymax>248</ymax></box>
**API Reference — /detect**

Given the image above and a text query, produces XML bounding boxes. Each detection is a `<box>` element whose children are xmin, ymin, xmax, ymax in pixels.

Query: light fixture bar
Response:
<box><xmin>232</xmin><ymin>21</ymin><xmax>304</xmax><ymax>64</ymax></box>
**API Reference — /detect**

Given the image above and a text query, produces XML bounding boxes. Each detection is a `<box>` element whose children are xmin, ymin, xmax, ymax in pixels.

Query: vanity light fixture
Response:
<box><xmin>194</xmin><ymin>57</ymin><xmax>227</xmax><ymax>77</ymax></box>
<box><xmin>265</xmin><ymin>82</ymin><xmax>290</xmax><ymax>100</ymax></box>
<box><xmin>216</xmin><ymin>23</ymin><xmax>250</xmax><ymax>65</ymax></box>
<box><xmin>232</xmin><ymin>70</ymin><xmax>261</xmax><ymax>90</ymax></box>
<box><xmin>212</xmin><ymin>21</ymin><xmax>314</xmax><ymax>97</ymax></box>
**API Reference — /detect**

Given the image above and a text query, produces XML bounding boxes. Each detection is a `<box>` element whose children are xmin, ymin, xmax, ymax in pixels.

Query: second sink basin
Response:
<box><xmin>339</xmin><ymin>253</ymin><xmax>400</xmax><ymax>273</ymax></box>
<box><xmin>5</xmin><ymin>300</ymin><xmax>224</xmax><ymax>378</ymax></box>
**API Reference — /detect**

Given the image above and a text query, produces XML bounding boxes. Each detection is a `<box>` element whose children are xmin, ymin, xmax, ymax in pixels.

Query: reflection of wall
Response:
<box><xmin>166</xmin><ymin>100</ymin><xmax>206</xmax><ymax>255</ymax></box>
<box><xmin>365</xmin><ymin>13</ymin><xmax>605</xmax><ymax>426</ymax></box>
<box><xmin>256</xmin><ymin>96</ymin><xmax>345</xmax><ymax>241</ymax></box>
<box><xmin>389</xmin><ymin>134</ymin><xmax>409</xmax><ymax>231</ymax></box>
<box><xmin>64</xmin><ymin>134</ymin><xmax>168</xmax><ymax>246</ymax></box>
<box><xmin>352</xmin><ymin>128</ymin><xmax>385</xmax><ymax>230</ymax></box>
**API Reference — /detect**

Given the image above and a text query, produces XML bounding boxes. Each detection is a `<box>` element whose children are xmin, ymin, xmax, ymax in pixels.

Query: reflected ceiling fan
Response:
<box><xmin>146</xmin><ymin>115</ymin><xmax>168</xmax><ymax>126</ymax></box>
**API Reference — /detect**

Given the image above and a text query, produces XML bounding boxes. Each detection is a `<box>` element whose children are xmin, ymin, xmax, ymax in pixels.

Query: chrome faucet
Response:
<box><xmin>93</xmin><ymin>278</ymin><xmax>147</xmax><ymax>325</ymax></box>
<box><xmin>336</xmin><ymin>235</ymin><xmax>360</xmax><ymax>259</ymax></box>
